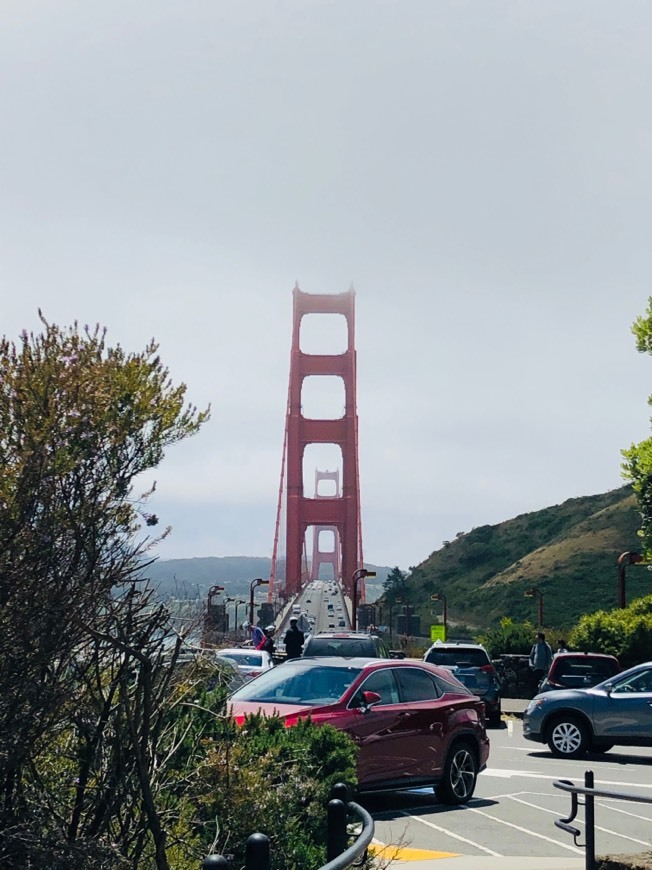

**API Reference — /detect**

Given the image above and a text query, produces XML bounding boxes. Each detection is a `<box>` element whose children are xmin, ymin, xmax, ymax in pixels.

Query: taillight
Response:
<box><xmin>480</xmin><ymin>664</ymin><xmax>496</xmax><ymax>674</ymax></box>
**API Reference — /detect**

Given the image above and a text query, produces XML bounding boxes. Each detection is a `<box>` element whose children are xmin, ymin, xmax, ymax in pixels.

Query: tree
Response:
<box><xmin>0</xmin><ymin>315</ymin><xmax>209</xmax><ymax>865</ymax></box>
<box><xmin>622</xmin><ymin>296</ymin><xmax>652</xmax><ymax>555</ymax></box>
<box><xmin>383</xmin><ymin>566</ymin><xmax>409</xmax><ymax>601</ymax></box>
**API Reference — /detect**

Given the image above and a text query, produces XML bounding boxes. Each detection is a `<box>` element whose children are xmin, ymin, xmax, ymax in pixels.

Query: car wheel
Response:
<box><xmin>435</xmin><ymin>741</ymin><xmax>478</xmax><ymax>805</ymax></box>
<box><xmin>488</xmin><ymin>712</ymin><xmax>502</xmax><ymax>727</ymax></box>
<box><xmin>589</xmin><ymin>743</ymin><xmax>614</xmax><ymax>754</ymax></box>
<box><xmin>547</xmin><ymin>716</ymin><xmax>590</xmax><ymax>758</ymax></box>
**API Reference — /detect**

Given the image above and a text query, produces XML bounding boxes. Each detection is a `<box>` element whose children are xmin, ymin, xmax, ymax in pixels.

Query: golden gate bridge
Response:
<box><xmin>268</xmin><ymin>286</ymin><xmax>368</xmax><ymax>607</ymax></box>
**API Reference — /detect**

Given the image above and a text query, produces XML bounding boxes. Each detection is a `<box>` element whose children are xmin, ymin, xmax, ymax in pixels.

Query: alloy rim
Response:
<box><xmin>450</xmin><ymin>749</ymin><xmax>476</xmax><ymax>798</ymax></box>
<box><xmin>552</xmin><ymin>722</ymin><xmax>582</xmax><ymax>754</ymax></box>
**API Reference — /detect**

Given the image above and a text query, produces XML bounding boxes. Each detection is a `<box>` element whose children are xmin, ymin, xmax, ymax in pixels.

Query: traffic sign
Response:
<box><xmin>430</xmin><ymin>624</ymin><xmax>446</xmax><ymax>642</ymax></box>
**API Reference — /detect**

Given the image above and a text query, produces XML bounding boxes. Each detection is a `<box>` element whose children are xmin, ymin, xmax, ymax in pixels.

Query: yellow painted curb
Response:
<box><xmin>369</xmin><ymin>843</ymin><xmax>461</xmax><ymax>861</ymax></box>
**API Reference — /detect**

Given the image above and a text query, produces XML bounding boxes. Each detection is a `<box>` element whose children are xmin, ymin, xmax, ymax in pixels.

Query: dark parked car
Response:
<box><xmin>302</xmin><ymin>631</ymin><xmax>390</xmax><ymax>659</ymax></box>
<box><xmin>538</xmin><ymin>652</ymin><xmax>620</xmax><ymax>694</ymax></box>
<box><xmin>229</xmin><ymin>657</ymin><xmax>490</xmax><ymax>802</ymax></box>
<box><xmin>423</xmin><ymin>641</ymin><xmax>502</xmax><ymax>725</ymax></box>
<box><xmin>523</xmin><ymin>660</ymin><xmax>652</xmax><ymax>758</ymax></box>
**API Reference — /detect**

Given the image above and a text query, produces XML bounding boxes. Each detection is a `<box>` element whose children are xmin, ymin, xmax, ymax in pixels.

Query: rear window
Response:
<box><xmin>425</xmin><ymin>647</ymin><xmax>490</xmax><ymax>668</ymax></box>
<box><xmin>218</xmin><ymin>652</ymin><xmax>263</xmax><ymax>667</ymax></box>
<box><xmin>552</xmin><ymin>657</ymin><xmax>619</xmax><ymax>685</ymax></box>
<box><xmin>304</xmin><ymin>637</ymin><xmax>377</xmax><ymax>657</ymax></box>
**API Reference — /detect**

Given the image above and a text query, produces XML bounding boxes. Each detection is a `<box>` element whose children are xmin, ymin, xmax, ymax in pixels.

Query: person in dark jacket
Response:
<box><xmin>284</xmin><ymin>617</ymin><xmax>304</xmax><ymax>659</ymax></box>
<box><xmin>257</xmin><ymin>625</ymin><xmax>276</xmax><ymax>655</ymax></box>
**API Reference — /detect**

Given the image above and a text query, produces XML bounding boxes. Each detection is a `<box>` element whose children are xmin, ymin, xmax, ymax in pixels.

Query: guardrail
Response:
<box><xmin>201</xmin><ymin>782</ymin><xmax>374</xmax><ymax>870</ymax></box>
<box><xmin>554</xmin><ymin>770</ymin><xmax>652</xmax><ymax>870</ymax></box>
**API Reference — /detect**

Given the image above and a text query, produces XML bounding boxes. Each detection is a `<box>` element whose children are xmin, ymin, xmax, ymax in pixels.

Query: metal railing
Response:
<box><xmin>202</xmin><ymin>782</ymin><xmax>374</xmax><ymax>870</ymax></box>
<box><xmin>554</xmin><ymin>770</ymin><xmax>652</xmax><ymax>870</ymax></box>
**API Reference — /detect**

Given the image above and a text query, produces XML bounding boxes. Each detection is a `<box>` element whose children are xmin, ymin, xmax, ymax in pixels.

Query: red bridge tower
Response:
<box><xmin>282</xmin><ymin>288</ymin><xmax>364</xmax><ymax>598</ymax></box>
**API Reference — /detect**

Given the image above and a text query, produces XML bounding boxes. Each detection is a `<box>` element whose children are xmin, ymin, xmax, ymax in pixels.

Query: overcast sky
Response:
<box><xmin>2</xmin><ymin>1</ymin><xmax>652</xmax><ymax>570</ymax></box>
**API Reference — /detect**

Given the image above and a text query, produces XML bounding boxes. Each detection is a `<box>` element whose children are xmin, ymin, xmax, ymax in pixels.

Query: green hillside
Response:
<box><xmin>406</xmin><ymin>486</ymin><xmax>648</xmax><ymax>630</ymax></box>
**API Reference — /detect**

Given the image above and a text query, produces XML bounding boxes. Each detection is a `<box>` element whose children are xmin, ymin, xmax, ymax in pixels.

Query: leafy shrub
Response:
<box><xmin>184</xmin><ymin>715</ymin><xmax>358</xmax><ymax>870</ymax></box>
<box><xmin>477</xmin><ymin>617</ymin><xmax>536</xmax><ymax>659</ymax></box>
<box><xmin>569</xmin><ymin>595</ymin><xmax>652</xmax><ymax>668</ymax></box>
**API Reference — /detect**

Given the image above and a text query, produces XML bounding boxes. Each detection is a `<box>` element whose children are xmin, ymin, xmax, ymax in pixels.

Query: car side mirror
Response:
<box><xmin>603</xmin><ymin>682</ymin><xmax>613</xmax><ymax>695</ymax></box>
<box><xmin>359</xmin><ymin>690</ymin><xmax>382</xmax><ymax>712</ymax></box>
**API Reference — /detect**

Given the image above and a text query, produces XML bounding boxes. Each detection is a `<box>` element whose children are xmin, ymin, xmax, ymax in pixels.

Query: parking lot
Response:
<box><xmin>364</xmin><ymin>717</ymin><xmax>652</xmax><ymax>865</ymax></box>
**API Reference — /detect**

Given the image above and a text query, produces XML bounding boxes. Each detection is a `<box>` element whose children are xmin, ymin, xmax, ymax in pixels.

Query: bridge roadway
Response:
<box><xmin>277</xmin><ymin>579</ymin><xmax>352</xmax><ymax>636</ymax></box>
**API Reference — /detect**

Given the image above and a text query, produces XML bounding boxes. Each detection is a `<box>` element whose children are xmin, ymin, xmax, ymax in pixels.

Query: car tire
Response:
<box><xmin>547</xmin><ymin>716</ymin><xmax>590</xmax><ymax>758</ymax></box>
<box><xmin>589</xmin><ymin>743</ymin><xmax>614</xmax><ymax>754</ymax></box>
<box><xmin>488</xmin><ymin>711</ymin><xmax>502</xmax><ymax>727</ymax></box>
<box><xmin>435</xmin><ymin>741</ymin><xmax>478</xmax><ymax>805</ymax></box>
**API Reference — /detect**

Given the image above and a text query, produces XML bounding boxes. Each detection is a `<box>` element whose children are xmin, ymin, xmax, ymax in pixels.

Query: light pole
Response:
<box><xmin>223</xmin><ymin>597</ymin><xmax>235</xmax><ymax>638</ymax></box>
<box><xmin>249</xmin><ymin>578</ymin><xmax>270</xmax><ymax>627</ymax></box>
<box><xmin>351</xmin><ymin>568</ymin><xmax>376</xmax><ymax>631</ymax></box>
<box><xmin>431</xmin><ymin>593</ymin><xmax>447</xmax><ymax>638</ymax></box>
<box><xmin>525</xmin><ymin>588</ymin><xmax>544</xmax><ymax>627</ymax></box>
<box><xmin>617</xmin><ymin>551</ymin><xmax>643</xmax><ymax>609</ymax></box>
<box><xmin>234</xmin><ymin>600</ymin><xmax>246</xmax><ymax>639</ymax></box>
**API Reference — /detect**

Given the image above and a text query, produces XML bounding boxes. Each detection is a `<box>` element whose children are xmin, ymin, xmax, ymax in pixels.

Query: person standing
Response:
<box><xmin>284</xmin><ymin>617</ymin><xmax>304</xmax><ymax>659</ymax></box>
<box><xmin>249</xmin><ymin>623</ymin><xmax>265</xmax><ymax>648</ymax></box>
<box><xmin>529</xmin><ymin>632</ymin><xmax>553</xmax><ymax>695</ymax></box>
<box><xmin>258</xmin><ymin>626</ymin><xmax>276</xmax><ymax>655</ymax></box>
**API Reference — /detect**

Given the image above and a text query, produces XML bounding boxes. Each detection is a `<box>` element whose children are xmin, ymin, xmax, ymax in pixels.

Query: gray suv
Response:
<box><xmin>302</xmin><ymin>632</ymin><xmax>390</xmax><ymax>658</ymax></box>
<box><xmin>423</xmin><ymin>641</ymin><xmax>501</xmax><ymax>724</ymax></box>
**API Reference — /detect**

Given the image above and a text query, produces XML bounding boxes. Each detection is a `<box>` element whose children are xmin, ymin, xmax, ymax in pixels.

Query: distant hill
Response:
<box><xmin>405</xmin><ymin>485</ymin><xmax>645</xmax><ymax>631</ymax></box>
<box><xmin>144</xmin><ymin>557</ymin><xmax>392</xmax><ymax>602</ymax></box>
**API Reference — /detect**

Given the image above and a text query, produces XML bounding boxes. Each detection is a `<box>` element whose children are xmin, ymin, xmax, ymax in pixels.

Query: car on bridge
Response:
<box><xmin>523</xmin><ymin>659</ymin><xmax>652</xmax><ymax>758</ymax></box>
<box><xmin>228</xmin><ymin>657</ymin><xmax>489</xmax><ymax>802</ymax></box>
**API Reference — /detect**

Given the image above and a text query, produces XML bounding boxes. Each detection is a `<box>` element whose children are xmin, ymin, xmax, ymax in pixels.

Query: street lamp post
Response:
<box><xmin>249</xmin><ymin>578</ymin><xmax>270</xmax><ymax>627</ymax></box>
<box><xmin>234</xmin><ymin>600</ymin><xmax>246</xmax><ymax>639</ymax></box>
<box><xmin>431</xmin><ymin>593</ymin><xmax>447</xmax><ymax>637</ymax></box>
<box><xmin>617</xmin><ymin>551</ymin><xmax>643</xmax><ymax>609</ymax></box>
<box><xmin>351</xmin><ymin>568</ymin><xmax>376</xmax><ymax>631</ymax></box>
<box><xmin>223</xmin><ymin>597</ymin><xmax>234</xmax><ymax>638</ymax></box>
<box><xmin>525</xmin><ymin>588</ymin><xmax>544</xmax><ymax>627</ymax></box>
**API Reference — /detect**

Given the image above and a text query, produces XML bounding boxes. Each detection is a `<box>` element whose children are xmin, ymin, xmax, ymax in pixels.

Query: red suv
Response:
<box><xmin>538</xmin><ymin>652</ymin><xmax>620</xmax><ymax>694</ymax></box>
<box><xmin>229</xmin><ymin>657</ymin><xmax>490</xmax><ymax>803</ymax></box>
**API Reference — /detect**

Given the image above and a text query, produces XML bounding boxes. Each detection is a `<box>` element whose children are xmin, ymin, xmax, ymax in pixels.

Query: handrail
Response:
<box><xmin>318</xmin><ymin>800</ymin><xmax>374</xmax><ymax>870</ymax></box>
<box><xmin>553</xmin><ymin>771</ymin><xmax>652</xmax><ymax>870</ymax></box>
<box><xmin>554</xmin><ymin>777</ymin><xmax>652</xmax><ymax>805</ymax></box>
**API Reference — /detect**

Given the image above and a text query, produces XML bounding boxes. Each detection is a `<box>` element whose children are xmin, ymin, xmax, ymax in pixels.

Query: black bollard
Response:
<box><xmin>327</xmin><ymin>798</ymin><xmax>348</xmax><ymax>861</ymax></box>
<box><xmin>202</xmin><ymin>856</ymin><xmax>229</xmax><ymax>869</ymax></box>
<box><xmin>245</xmin><ymin>832</ymin><xmax>270</xmax><ymax>870</ymax></box>
<box><xmin>330</xmin><ymin>781</ymin><xmax>348</xmax><ymax>804</ymax></box>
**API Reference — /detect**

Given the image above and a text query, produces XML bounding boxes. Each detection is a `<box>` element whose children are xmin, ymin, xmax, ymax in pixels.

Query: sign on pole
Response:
<box><xmin>430</xmin><ymin>624</ymin><xmax>446</xmax><ymax>642</ymax></box>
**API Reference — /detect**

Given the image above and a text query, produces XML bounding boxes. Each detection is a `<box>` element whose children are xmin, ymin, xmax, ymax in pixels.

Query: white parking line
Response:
<box><xmin>466</xmin><ymin>806</ymin><xmax>584</xmax><ymax>854</ymax></box>
<box><xmin>506</xmin><ymin>794</ymin><xmax>650</xmax><ymax>845</ymax></box>
<box><xmin>399</xmin><ymin>810</ymin><xmax>501</xmax><ymax>856</ymax></box>
<box><xmin>482</xmin><ymin>768</ymin><xmax>652</xmax><ymax>790</ymax></box>
<box><xmin>597</xmin><ymin>800</ymin><xmax>652</xmax><ymax>822</ymax></box>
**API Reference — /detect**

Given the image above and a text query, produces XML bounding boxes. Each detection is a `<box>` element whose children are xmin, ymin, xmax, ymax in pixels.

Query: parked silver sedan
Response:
<box><xmin>523</xmin><ymin>660</ymin><xmax>652</xmax><ymax>758</ymax></box>
<box><xmin>216</xmin><ymin>648</ymin><xmax>275</xmax><ymax>682</ymax></box>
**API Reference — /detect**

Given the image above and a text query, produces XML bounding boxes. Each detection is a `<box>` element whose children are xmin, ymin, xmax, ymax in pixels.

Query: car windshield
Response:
<box><xmin>218</xmin><ymin>652</ymin><xmax>263</xmax><ymax>667</ymax></box>
<box><xmin>305</xmin><ymin>638</ymin><xmax>375</xmax><ymax>657</ymax></box>
<box><xmin>230</xmin><ymin>662</ymin><xmax>361</xmax><ymax>705</ymax></box>
<box><xmin>426</xmin><ymin>648</ymin><xmax>488</xmax><ymax>668</ymax></box>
